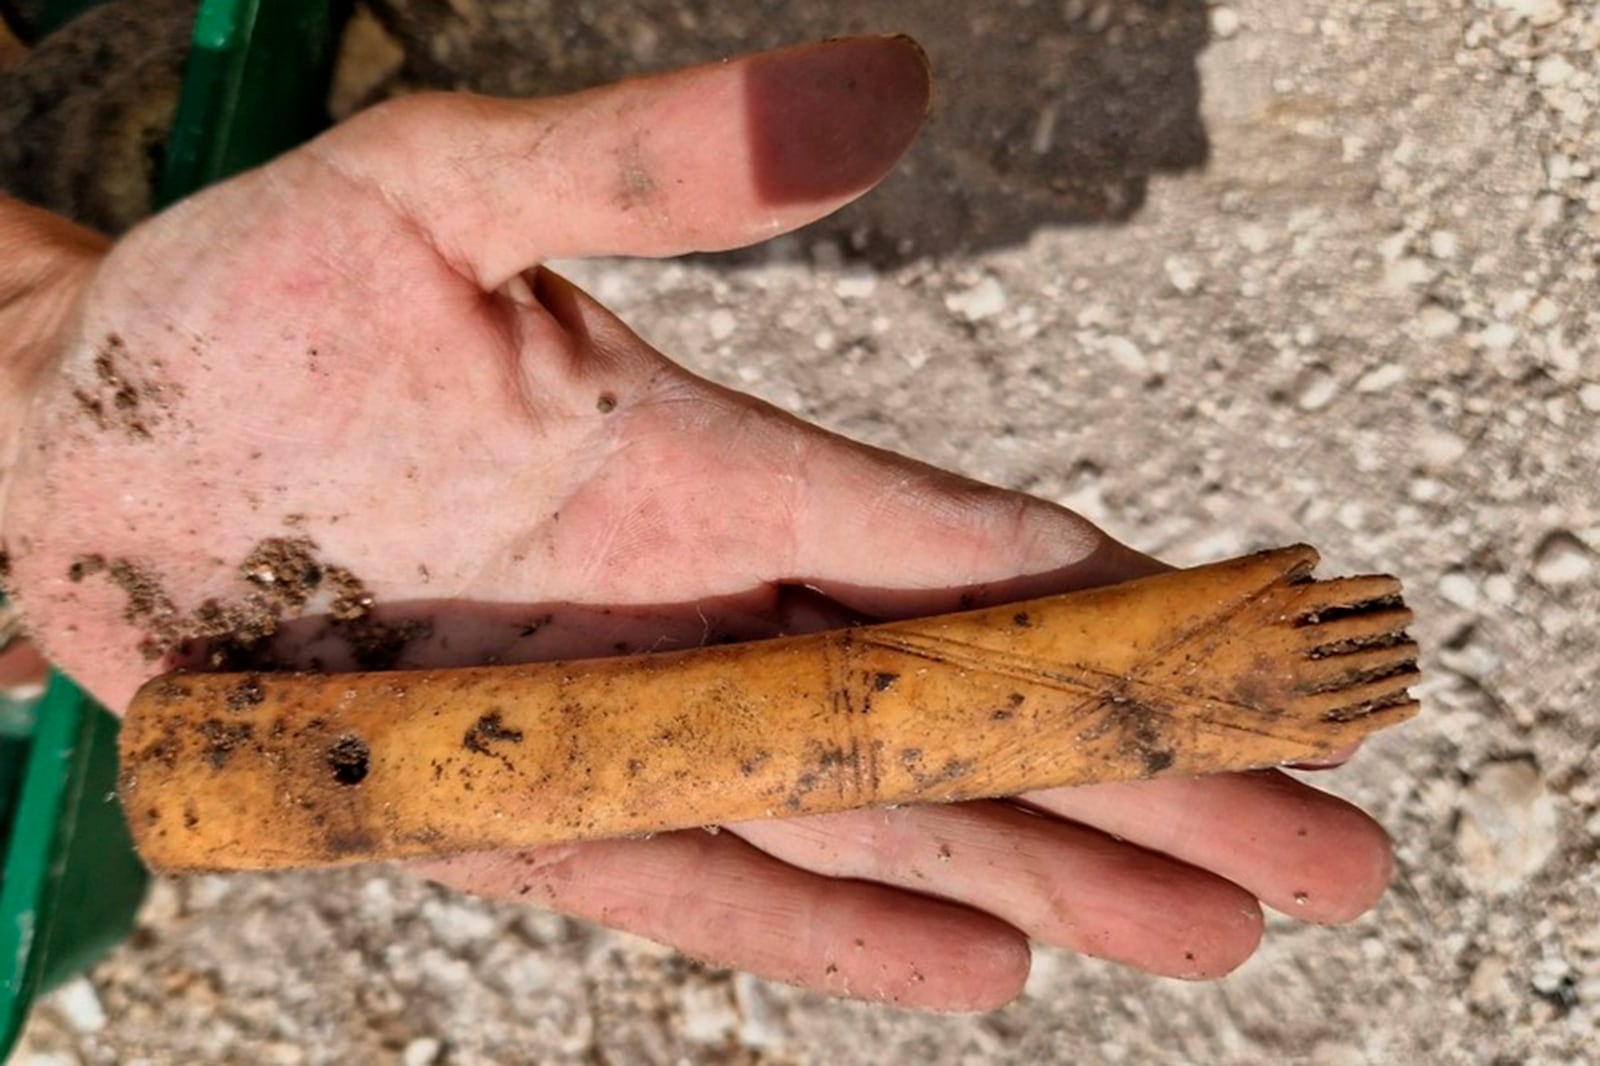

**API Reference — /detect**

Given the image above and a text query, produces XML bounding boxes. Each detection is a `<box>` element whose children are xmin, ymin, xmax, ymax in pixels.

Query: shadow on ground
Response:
<box><xmin>370</xmin><ymin>0</ymin><xmax>1211</xmax><ymax>262</ymax></box>
<box><xmin>0</xmin><ymin>0</ymin><xmax>1210</xmax><ymax>258</ymax></box>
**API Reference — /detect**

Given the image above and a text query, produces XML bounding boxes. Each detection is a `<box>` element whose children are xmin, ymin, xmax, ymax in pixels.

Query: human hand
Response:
<box><xmin>0</xmin><ymin>37</ymin><xmax>1392</xmax><ymax>1010</ymax></box>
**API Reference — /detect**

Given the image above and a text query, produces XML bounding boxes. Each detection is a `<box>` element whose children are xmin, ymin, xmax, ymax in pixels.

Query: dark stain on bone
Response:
<box><xmin>327</xmin><ymin>734</ymin><xmax>371</xmax><ymax>785</ymax></box>
<box><xmin>198</xmin><ymin>718</ymin><xmax>253</xmax><ymax>770</ymax></box>
<box><xmin>463</xmin><ymin>712</ymin><xmax>524</xmax><ymax>774</ymax></box>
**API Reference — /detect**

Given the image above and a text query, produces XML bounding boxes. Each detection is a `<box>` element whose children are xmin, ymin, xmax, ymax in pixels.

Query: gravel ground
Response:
<box><xmin>5</xmin><ymin>0</ymin><xmax>1599</xmax><ymax>1062</ymax></box>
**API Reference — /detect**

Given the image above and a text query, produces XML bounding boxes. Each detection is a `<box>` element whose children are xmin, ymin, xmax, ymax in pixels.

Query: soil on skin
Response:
<box><xmin>66</xmin><ymin>535</ymin><xmax>422</xmax><ymax>670</ymax></box>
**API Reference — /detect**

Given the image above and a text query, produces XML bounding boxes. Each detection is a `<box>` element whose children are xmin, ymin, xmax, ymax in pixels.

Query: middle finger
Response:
<box><xmin>731</xmin><ymin>800</ymin><xmax>1262</xmax><ymax>979</ymax></box>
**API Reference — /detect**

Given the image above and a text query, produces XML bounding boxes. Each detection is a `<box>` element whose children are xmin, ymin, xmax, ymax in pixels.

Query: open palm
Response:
<box><xmin>1</xmin><ymin>38</ymin><xmax>1391</xmax><ymax>1009</ymax></box>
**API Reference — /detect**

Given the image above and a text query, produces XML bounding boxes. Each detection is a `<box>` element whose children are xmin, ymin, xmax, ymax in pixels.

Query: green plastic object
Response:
<box><xmin>159</xmin><ymin>0</ymin><xmax>351</xmax><ymax>208</ymax></box>
<box><xmin>0</xmin><ymin>675</ymin><xmax>147</xmax><ymax>1052</ymax></box>
<box><xmin>0</xmin><ymin>0</ymin><xmax>350</xmax><ymax>1056</ymax></box>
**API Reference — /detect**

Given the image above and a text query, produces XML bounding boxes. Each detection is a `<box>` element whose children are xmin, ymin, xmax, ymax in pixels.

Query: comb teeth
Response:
<box><xmin>1300</xmin><ymin>606</ymin><xmax>1416</xmax><ymax>657</ymax></box>
<box><xmin>1300</xmin><ymin>667</ymin><xmax>1423</xmax><ymax>722</ymax></box>
<box><xmin>1299</xmin><ymin>640</ymin><xmax>1420</xmax><ymax>694</ymax></box>
<box><xmin>1274</xmin><ymin>569</ymin><xmax>1421</xmax><ymax>728</ymax></box>
<box><xmin>1324</xmin><ymin>695</ymin><xmax>1421</xmax><ymax>730</ymax></box>
<box><xmin>1291</xmin><ymin>574</ymin><xmax>1406</xmax><ymax>625</ymax></box>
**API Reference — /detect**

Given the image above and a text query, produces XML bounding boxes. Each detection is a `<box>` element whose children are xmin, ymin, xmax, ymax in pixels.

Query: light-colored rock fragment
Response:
<box><xmin>402</xmin><ymin>1037</ymin><xmax>441</xmax><ymax>1066</ymax></box>
<box><xmin>1492</xmin><ymin>0</ymin><xmax>1566</xmax><ymax>27</ymax></box>
<box><xmin>707</xmin><ymin>308</ymin><xmax>737</xmax><ymax>341</ymax></box>
<box><xmin>1210</xmin><ymin>6</ymin><xmax>1242</xmax><ymax>39</ymax></box>
<box><xmin>678</xmin><ymin>982</ymin><xmax>739</xmax><ymax>1045</ymax></box>
<box><xmin>1296</xmin><ymin>364</ymin><xmax>1340</xmax><ymax>410</ymax></box>
<box><xmin>1469</xmin><ymin>954</ymin><xmax>1511</xmax><ymax>1009</ymax></box>
<box><xmin>1528</xmin><ymin>297</ymin><xmax>1561</xmax><ymax>327</ymax></box>
<box><xmin>1438</xmin><ymin>570</ymin><xmax>1480</xmax><ymax>609</ymax></box>
<box><xmin>1456</xmin><ymin>760</ymin><xmax>1562</xmax><ymax>896</ymax></box>
<box><xmin>1532</xmin><ymin>530</ymin><xmax>1593</xmax><ymax>587</ymax></box>
<box><xmin>1164</xmin><ymin>256</ymin><xmax>1201</xmax><ymax>294</ymax></box>
<box><xmin>1535</xmin><ymin>55</ymin><xmax>1575</xmax><ymax>88</ymax></box>
<box><xmin>51</xmin><ymin>977</ymin><xmax>106</xmax><ymax>1034</ymax></box>
<box><xmin>1102</xmin><ymin>335</ymin><xmax>1148</xmax><ymax>375</ymax></box>
<box><xmin>1357</xmin><ymin>363</ymin><xmax>1408</xmax><ymax>392</ymax></box>
<box><xmin>1418</xmin><ymin>305</ymin><xmax>1462</xmax><ymax>337</ymax></box>
<box><xmin>834</xmin><ymin>268</ymin><xmax>878</xmax><ymax>300</ymax></box>
<box><xmin>945</xmin><ymin>276</ymin><xmax>1007</xmax><ymax>322</ymax></box>
<box><xmin>418</xmin><ymin>898</ymin><xmax>498</xmax><ymax>952</ymax></box>
<box><xmin>733</xmin><ymin>974</ymin><xmax>787</xmax><ymax>1050</ymax></box>
<box><xmin>1480</xmin><ymin>322</ymin><xmax>1518</xmax><ymax>349</ymax></box>
<box><xmin>1417</xmin><ymin>428</ymin><xmax>1468</xmax><ymax>468</ymax></box>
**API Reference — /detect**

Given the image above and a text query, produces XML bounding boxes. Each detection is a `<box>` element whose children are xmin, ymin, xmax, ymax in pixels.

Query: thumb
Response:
<box><xmin>523</xmin><ymin>273</ymin><xmax>1162</xmax><ymax>617</ymax></box>
<box><xmin>309</xmin><ymin>36</ymin><xmax>932</xmax><ymax>289</ymax></box>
